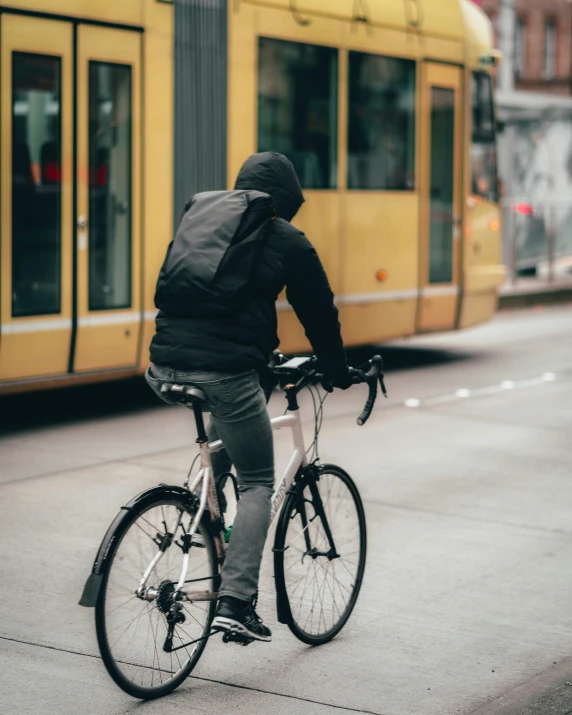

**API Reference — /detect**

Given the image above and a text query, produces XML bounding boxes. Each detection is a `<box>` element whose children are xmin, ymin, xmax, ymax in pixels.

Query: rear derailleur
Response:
<box><xmin>156</xmin><ymin>580</ymin><xmax>186</xmax><ymax>653</ymax></box>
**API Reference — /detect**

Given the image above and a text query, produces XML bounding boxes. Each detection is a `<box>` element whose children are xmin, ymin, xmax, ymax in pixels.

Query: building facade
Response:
<box><xmin>474</xmin><ymin>0</ymin><xmax>572</xmax><ymax>281</ymax></box>
<box><xmin>479</xmin><ymin>0</ymin><xmax>572</xmax><ymax>95</ymax></box>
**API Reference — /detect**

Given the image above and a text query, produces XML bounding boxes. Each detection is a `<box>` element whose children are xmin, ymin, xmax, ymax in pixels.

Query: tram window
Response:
<box><xmin>471</xmin><ymin>72</ymin><xmax>498</xmax><ymax>203</ymax></box>
<box><xmin>348</xmin><ymin>52</ymin><xmax>416</xmax><ymax>191</ymax></box>
<box><xmin>258</xmin><ymin>38</ymin><xmax>338</xmax><ymax>189</ymax></box>
<box><xmin>89</xmin><ymin>62</ymin><xmax>132</xmax><ymax>311</ymax></box>
<box><xmin>428</xmin><ymin>87</ymin><xmax>455</xmax><ymax>284</ymax></box>
<box><xmin>11</xmin><ymin>53</ymin><xmax>62</xmax><ymax>317</ymax></box>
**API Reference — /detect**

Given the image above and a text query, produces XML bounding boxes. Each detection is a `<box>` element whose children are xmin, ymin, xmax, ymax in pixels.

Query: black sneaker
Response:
<box><xmin>212</xmin><ymin>596</ymin><xmax>272</xmax><ymax>642</ymax></box>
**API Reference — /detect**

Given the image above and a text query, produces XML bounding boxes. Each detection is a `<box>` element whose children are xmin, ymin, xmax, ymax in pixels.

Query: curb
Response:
<box><xmin>498</xmin><ymin>285</ymin><xmax>572</xmax><ymax>310</ymax></box>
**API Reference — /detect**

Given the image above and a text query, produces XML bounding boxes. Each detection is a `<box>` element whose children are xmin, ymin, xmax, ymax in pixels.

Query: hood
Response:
<box><xmin>234</xmin><ymin>152</ymin><xmax>305</xmax><ymax>222</ymax></box>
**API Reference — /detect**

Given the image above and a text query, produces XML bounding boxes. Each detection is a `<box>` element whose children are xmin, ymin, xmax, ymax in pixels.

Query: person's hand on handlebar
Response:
<box><xmin>326</xmin><ymin>367</ymin><xmax>366</xmax><ymax>391</ymax></box>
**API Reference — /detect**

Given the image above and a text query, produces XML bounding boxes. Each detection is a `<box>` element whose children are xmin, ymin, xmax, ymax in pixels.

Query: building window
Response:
<box><xmin>543</xmin><ymin>18</ymin><xmax>556</xmax><ymax>80</ymax></box>
<box><xmin>347</xmin><ymin>52</ymin><xmax>416</xmax><ymax>190</ymax></box>
<box><xmin>470</xmin><ymin>72</ymin><xmax>498</xmax><ymax>203</ymax></box>
<box><xmin>258</xmin><ymin>38</ymin><xmax>338</xmax><ymax>190</ymax></box>
<box><xmin>514</xmin><ymin>17</ymin><xmax>526</xmax><ymax>78</ymax></box>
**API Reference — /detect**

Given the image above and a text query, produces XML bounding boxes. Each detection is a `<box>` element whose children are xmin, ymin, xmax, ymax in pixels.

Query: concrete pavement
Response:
<box><xmin>1</xmin><ymin>304</ymin><xmax>571</xmax><ymax>715</ymax></box>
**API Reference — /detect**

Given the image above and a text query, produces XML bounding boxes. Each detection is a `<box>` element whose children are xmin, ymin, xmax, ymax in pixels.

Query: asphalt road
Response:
<box><xmin>1</xmin><ymin>304</ymin><xmax>571</xmax><ymax>715</ymax></box>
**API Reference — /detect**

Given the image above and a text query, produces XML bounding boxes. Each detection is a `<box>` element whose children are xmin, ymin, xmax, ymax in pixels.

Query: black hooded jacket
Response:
<box><xmin>150</xmin><ymin>152</ymin><xmax>347</xmax><ymax>380</ymax></box>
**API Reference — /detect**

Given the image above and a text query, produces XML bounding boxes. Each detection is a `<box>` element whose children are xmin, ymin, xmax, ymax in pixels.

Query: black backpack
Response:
<box><xmin>154</xmin><ymin>190</ymin><xmax>275</xmax><ymax>317</ymax></box>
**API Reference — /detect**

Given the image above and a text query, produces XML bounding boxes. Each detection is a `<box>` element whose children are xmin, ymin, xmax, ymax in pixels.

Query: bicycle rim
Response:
<box><xmin>95</xmin><ymin>497</ymin><xmax>217</xmax><ymax>699</ymax></box>
<box><xmin>274</xmin><ymin>465</ymin><xmax>367</xmax><ymax>645</ymax></box>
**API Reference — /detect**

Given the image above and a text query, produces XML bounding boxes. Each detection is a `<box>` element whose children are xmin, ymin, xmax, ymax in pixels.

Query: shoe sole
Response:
<box><xmin>212</xmin><ymin>616</ymin><xmax>272</xmax><ymax>642</ymax></box>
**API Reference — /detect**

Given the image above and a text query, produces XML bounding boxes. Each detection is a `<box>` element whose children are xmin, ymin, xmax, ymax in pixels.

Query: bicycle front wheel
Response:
<box><xmin>95</xmin><ymin>494</ymin><xmax>218</xmax><ymax>699</ymax></box>
<box><xmin>274</xmin><ymin>464</ymin><xmax>367</xmax><ymax>645</ymax></box>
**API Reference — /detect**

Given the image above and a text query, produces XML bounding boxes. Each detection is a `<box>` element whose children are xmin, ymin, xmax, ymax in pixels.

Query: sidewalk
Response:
<box><xmin>469</xmin><ymin>657</ymin><xmax>572</xmax><ymax>715</ymax></box>
<box><xmin>497</xmin><ymin>277</ymin><xmax>572</xmax><ymax>310</ymax></box>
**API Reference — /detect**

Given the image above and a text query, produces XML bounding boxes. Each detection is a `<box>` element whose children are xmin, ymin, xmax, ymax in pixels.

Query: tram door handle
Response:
<box><xmin>77</xmin><ymin>215</ymin><xmax>88</xmax><ymax>250</ymax></box>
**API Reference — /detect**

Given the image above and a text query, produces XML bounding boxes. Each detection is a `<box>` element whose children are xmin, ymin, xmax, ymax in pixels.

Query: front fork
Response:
<box><xmin>298</xmin><ymin>468</ymin><xmax>339</xmax><ymax>561</ymax></box>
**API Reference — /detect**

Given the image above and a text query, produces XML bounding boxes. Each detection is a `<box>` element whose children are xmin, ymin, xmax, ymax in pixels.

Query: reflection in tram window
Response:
<box><xmin>347</xmin><ymin>52</ymin><xmax>416</xmax><ymax>190</ymax></box>
<box><xmin>428</xmin><ymin>87</ymin><xmax>455</xmax><ymax>284</ymax></box>
<box><xmin>258</xmin><ymin>38</ymin><xmax>338</xmax><ymax>189</ymax></box>
<box><xmin>89</xmin><ymin>62</ymin><xmax>132</xmax><ymax>311</ymax></box>
<box><xmin>471</xmin><ymin>72</ymin><xmax>498</xmax><ymax>203</ymax></box>
<box><xmin>11</xmin><ymin>53</ymin><xmax>62</xmax><ymax>317</ymax></box>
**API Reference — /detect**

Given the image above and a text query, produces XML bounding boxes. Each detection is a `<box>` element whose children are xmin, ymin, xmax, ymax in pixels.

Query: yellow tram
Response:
<box><xmin>0</xmin><ymin>0</ymin><xmax>504</xmax><ymax>394</ymax></box>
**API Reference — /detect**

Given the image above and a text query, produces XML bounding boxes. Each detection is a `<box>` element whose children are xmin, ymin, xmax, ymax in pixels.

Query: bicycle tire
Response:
<box><xmin>95</xmin><ymin>493</ymin><xmax>218</xmax><ymax>699</ymax></box>
<box><xmin>274</xmin><ymin>464</ymin><xmax>367</xmax><ymax>646</ymax></box>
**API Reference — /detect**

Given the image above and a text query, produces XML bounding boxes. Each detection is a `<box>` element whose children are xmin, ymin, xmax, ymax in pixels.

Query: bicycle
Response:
<box><xmin>79</xmin><ymin>353</ymin><xmax>387</xmax><ymax>700</ymax></box>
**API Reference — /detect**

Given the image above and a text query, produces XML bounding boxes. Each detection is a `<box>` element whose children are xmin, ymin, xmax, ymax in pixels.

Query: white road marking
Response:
<box><xmin>455</xmin><ymin>389</ymin><xmax>471</xmax><ymax>398</ymax></box>
<box><xmin>404</xmin><ymin>373</ymin><xmax>558</xmax><ymax>409</ymax></box>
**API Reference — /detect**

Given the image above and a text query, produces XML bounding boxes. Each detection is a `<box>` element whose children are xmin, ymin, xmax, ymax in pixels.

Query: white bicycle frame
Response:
<box><xmin>137</xmin><ymin>409</ymin><xmax>308</xmax><ymax>602</ymax></box>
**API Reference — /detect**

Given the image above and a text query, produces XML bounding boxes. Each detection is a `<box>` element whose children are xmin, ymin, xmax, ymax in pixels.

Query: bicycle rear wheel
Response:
<box><xmin>274</xmin><ymin>464</ymin><xmax>367</xmax><ymax>645</ymax></box>
<box><xmin>95</xmin><ymin>494</ymin><xmax>217</xmax><ymax>699</ymax></box>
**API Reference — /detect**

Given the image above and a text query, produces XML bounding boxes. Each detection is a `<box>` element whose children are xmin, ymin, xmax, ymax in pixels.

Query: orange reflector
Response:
<box><xmin>376</xmin><ymin>269</ymin><xmax>388</xmax><ymax>282</ymax></box>
<box><xmin>489</xmin><ymin>219</ymin><xmax>500</xmax><ymax>232</ymax></box>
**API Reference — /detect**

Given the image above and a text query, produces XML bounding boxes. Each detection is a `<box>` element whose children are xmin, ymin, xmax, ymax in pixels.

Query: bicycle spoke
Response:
<box><xmin>109</xmin><ymin>602</ymin><xmax>153</xmax><ymax>651</ymax></box>
<box><xmin>150</xmin><ymin>607</ymin><xmax>163</xmax><ymax>686</ymax></box>
<box><xmin>331</xmin><ymin>560</ymin><xmax>351</xmax><ymax>606</ymax></box>
<box><xmin>337</xmin><ymin>557</ymin><xmax>358</xmax><ymax>582</ymax></box>
<box><xmin>173</xmin><ymin>629</ymin><xmax>193</xmax><ymax>664</ymax></box>
<box><xmin>295</xmin><ymin>561</ymin><xmax>314</xmax><ymax>620</ymax></box>
<box><xmin>302</xmin><ymin>563</ymin><xmax>315</xmax><ymax>632</ymax></box>
<box><xmin>133</xmin><ymin>519</ymin><xmax>159</xmax><ymax>545</ymax></box>
<box><xmin>318</xmin><ymin>560</ymin><xmax>343</xmax><ymax>623</ymax></box>
<box><xmin>105</xmin><ymin>593</ymin><xmax>139</xmax><ymax>617</ymax></box>
<box><xmin>122</xmin><ymin>600</ymin><xmax>149</xmax><ymax>669</ymax></box>
<box><xmin>314</xmin><ymin>559</ymin><xmax>329</xmax><ymax>634</ymax></box>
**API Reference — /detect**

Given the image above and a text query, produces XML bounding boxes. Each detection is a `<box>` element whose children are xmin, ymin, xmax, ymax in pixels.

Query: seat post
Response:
<box><xmin>192</xmin><ymin>401</ymin><xmax>208</xmax><ymax>443</ymax></box>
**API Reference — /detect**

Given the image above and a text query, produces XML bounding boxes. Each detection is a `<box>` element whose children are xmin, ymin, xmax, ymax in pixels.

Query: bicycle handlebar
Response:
<box><xmin>270</xmin><ymin>352</ymin><xmax>387</xmax><ymax>426</ymax></box>
<box><xmin>356</xmin><ymin>355</ymin><xmax>386</xmax><ymax>426</ymax></box>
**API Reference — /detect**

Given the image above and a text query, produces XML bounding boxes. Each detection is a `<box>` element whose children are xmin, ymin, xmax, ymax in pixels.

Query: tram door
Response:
<box><xmin>0</xmin><ymin>15</ymin><xmax>74</xmax><ymax>382</ymax></box>
<box><xmin>418</xmin><ymin>63</ymin><xmax>463</xmax><ymax>332</ymax></box>
<box><xmin>74</xmin><ymin>26</ymin><xmax>141</xmax><ymax>372</ymax></box>
<box><xmin>0</xmin><ymin>16</ymin><xmax>141</xmax><ymax>382</ymax></box>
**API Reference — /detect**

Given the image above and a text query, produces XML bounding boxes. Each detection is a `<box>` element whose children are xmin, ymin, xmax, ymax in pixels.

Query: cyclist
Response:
<box><xmin>147</xmin><ymin>152</ymin><xmax>355</xmax><ymax>642</ymax></box>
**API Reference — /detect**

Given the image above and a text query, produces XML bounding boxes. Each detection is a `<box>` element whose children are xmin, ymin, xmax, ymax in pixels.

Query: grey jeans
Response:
<box><xmin>145</xmin><ymin>363</ymin><xmax>274</xmax><ymax>602</ymax></box>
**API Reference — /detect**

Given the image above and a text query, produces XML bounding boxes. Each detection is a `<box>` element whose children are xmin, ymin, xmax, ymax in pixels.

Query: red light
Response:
<box><xmin>44</xmin><ymin>162</ymin><xmax>61</xmax><ymax>183</ymax></box>
<box><xmin>512</xmin><ymin>202</ymin><xmax>533</xmax><ymax>215</ymax></box>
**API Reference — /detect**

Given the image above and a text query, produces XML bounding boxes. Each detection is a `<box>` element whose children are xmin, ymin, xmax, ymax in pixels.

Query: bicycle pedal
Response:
<box><xmin>222</xmin><ymin>632</ymin><xmax>254</xmax><ymax>646</ymax></box>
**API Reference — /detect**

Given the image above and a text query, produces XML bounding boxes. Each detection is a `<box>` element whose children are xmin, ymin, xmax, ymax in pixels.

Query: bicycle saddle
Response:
<box><xmin>160</xmin><ymin>383</ymin><xmax>207</xmax><ymax>406</ymax></box>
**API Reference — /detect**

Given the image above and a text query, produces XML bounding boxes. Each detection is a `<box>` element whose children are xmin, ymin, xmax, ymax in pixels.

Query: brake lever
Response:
<box><xmin>379</xmin><ymin>372</ymin><xmax>388</xmax><ymax>398</ymax></box>
<box><xmin>368</xmin><ymin>355</ymin><xmax>388</xmax><ymax>398</ymax></box>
